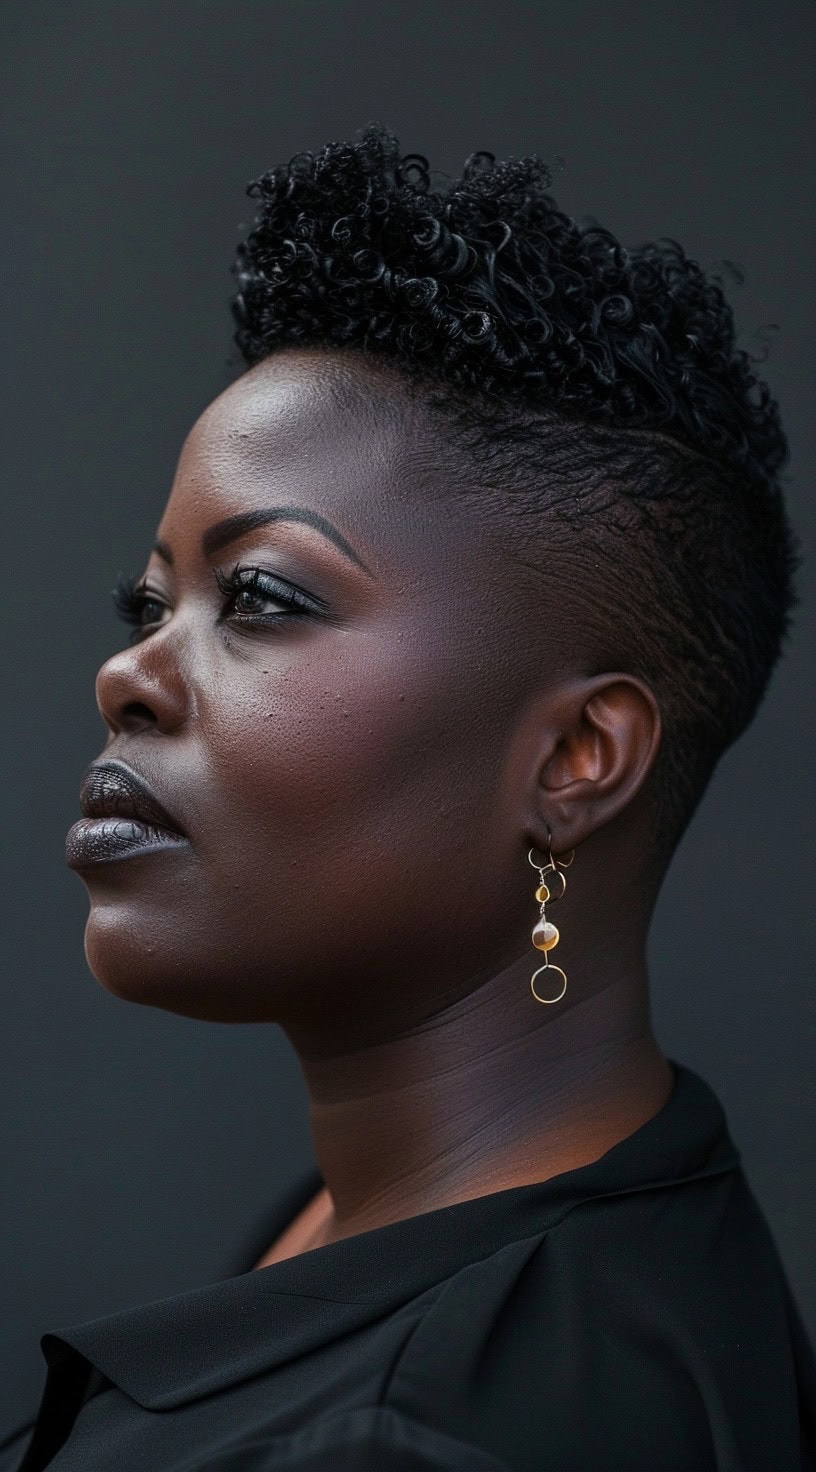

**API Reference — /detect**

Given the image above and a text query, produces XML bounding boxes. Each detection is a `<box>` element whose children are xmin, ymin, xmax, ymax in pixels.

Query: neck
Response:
<box><xmin>286</xmin><ymin>938</ymin><xmax>674</xmax><ymax>1240</ymax></box>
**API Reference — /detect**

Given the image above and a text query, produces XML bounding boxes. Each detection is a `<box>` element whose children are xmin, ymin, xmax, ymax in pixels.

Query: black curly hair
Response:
<box><xmin>231</xmin><ymin>122</ymin><xmax>799</xmax><ymax>857</ymax></box>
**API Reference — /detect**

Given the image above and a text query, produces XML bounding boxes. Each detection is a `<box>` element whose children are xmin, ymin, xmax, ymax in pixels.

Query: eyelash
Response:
<box><xmin>112</xmin><ymin>563</ymin><xmax>322</xmax><ymax>644</ymax></box>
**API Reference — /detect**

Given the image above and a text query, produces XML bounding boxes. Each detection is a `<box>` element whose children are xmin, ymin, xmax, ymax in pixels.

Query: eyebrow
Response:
<box><xmin>152</xmin><ymin>506</ymin><xmax>373</xmax><ymax>576</ymax></box>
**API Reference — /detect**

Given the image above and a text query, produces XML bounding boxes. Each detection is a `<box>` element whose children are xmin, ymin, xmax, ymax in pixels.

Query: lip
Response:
<box><xmin>66</xmin><ymin>759</ymin><xmax>189</xmax><ymax>870</ymax></box>
<box><xmin>65</xmin><ymin>816</ymin><xmax>189</xmax><ymax>869</ymax></box>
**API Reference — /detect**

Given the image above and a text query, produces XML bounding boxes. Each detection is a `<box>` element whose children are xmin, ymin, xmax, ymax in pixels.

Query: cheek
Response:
<box><xmin>207</xmin><ymin>632</ymin><xmax>477</xmax><ymax>856</ymax></box>
<box><xmin>186</xmin><ymin>630</ymin><xmax>515</xmax><ymax>1000</ymax></box>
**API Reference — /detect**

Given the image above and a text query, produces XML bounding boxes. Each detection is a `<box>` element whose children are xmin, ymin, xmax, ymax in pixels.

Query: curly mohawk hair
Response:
<box><xmin>231</xmin><ymin>122</ymin><xmax>799</xmax><ymax>856</ymax></box>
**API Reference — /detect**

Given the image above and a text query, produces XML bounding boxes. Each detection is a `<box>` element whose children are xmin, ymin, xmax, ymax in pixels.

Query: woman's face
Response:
<box><xmin>69</xmin><ymin>349</ymin><xmax>555</xmax><ymax>1038</ymax></box>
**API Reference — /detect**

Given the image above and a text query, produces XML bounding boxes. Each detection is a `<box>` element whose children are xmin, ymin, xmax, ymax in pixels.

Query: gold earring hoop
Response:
<box><xmin>527</xmin><ymin>830</ymin><xmax>574</xmax><ymax>1005</ymax></box>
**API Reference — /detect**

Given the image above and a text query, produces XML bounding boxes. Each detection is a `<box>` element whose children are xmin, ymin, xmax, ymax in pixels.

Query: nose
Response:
<box><xmin>95</xmin><ymin>638</ymin><xmax>191</xmax><ymax>737</ymax></box>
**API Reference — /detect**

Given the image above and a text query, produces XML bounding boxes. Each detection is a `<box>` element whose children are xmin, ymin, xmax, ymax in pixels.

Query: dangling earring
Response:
<box><xmin>527</xmin><ymin>828</ymin><xmax>574</xmax><ymax>1004</ymax></box>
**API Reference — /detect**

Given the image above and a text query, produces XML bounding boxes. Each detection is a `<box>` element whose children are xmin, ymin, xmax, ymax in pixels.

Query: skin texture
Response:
<box><xmin>76</xmin><ymin>346</ymin><xmax>674</xmax><ymax>1255</ymax></box>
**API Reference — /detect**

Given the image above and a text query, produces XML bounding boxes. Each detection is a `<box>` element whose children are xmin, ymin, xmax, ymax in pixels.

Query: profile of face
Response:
<box><xmin>67</xmin><ymin>347</ymin><xmax>660</xmax><ymax>1042</ymax></box>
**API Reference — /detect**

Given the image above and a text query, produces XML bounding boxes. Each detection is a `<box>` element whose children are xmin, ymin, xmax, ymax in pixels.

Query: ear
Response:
<box><xmin>526</xmin><ymin>673</ymin><xmax>662</xmax><ymax>854</ymax></box>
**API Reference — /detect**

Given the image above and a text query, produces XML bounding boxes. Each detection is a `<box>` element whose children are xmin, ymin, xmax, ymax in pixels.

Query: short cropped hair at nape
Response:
<box><xmin>231</xmin><ymin>122</ymin><xmax>799</xmax><ymax>860</ymax></box>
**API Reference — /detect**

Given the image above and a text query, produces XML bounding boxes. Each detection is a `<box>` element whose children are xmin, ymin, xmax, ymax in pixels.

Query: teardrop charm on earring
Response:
<box><xmin>532</xmin><ymin>918</ymin><xmax>559</xmax><ymax>951</ymax></box>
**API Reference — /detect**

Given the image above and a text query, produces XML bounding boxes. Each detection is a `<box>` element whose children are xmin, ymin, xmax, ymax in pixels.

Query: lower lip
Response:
<box><xmin>65</xmin><ymin>817</ymin><xmax>189</xmax><ymax>869</ymax></box>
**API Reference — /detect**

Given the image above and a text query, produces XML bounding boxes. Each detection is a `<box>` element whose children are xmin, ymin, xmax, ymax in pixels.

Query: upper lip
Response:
<box><xmin>79</xmin><ymin>760</ymin><xmax>186</xmax><ymax>835</ymax></box>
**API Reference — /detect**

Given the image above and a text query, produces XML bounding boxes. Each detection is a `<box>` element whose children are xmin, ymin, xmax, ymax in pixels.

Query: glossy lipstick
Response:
<box><xmin>65</xmin><ymin>760</ymin><xmax>189</xmax><ymax>869</ymax></box>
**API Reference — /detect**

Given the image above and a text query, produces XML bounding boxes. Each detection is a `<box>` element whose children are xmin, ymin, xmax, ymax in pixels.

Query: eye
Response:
<box><xmin>112</xmin><ymin>575</ymin><xmax>170</xmax><ymax>644</ymax></box>
<box><xmin>213</xmin><ymin>563</ymin><xmax>326</xmax><ymax>624</ymax></box>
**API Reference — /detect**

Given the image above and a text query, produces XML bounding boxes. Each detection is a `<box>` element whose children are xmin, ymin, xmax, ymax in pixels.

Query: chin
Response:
<box><xmin>81</xmin><ymin>900</ymin><xmax>293</xmax><ymax>1022</ymax></box>
<box><xmin>83</xmin><ymin>905</ymin><xmax>219</xmax><ymax>1020</ymax></box>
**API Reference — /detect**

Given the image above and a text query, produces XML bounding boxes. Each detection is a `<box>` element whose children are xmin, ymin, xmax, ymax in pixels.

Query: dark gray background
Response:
<box><xmin>2</xmin><ymin>0</ymin><xmax>813</xmax><ymax>1432</ymax></box>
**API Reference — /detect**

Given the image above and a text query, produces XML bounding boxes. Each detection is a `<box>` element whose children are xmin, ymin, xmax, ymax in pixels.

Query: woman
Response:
<box><xmin>4</xmin><ymin>124</ymin><xmax>813</xmax><ymax>1471</ymax></box>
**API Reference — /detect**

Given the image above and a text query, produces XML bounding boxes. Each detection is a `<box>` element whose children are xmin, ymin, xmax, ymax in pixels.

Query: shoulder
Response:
<box><xmin>379</xmin><ymin>1167</ymin><xmax>810</xmax><ymax>1471</ymax></box>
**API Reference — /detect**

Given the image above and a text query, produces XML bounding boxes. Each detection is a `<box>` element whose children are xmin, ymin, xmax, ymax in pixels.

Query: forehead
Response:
<box><xmin>168</xmin><ymin>348</ymin><xmax>445</xmax><ymax>554</ymax></box>
<box><xmin>195</xmin><ymin>347</ymin><xmax>411</xmax><ymax>452</ymax></box>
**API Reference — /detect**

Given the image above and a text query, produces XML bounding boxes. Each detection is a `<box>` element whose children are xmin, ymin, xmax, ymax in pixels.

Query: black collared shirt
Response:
<box><xmin>2</xmin><ymin>1061</ymin><xmax>814</xmax><ymax>1471</ymax></box>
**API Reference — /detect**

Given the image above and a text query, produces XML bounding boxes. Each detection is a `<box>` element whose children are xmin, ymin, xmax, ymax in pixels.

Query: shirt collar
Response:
<box><xmin>38</xmin><ymin>1060</ymin><xmax>739</xmax><ymax>1412</ymax></box>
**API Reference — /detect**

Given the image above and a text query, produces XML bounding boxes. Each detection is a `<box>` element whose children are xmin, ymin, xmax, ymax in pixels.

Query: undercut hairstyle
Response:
<box><xmin>231</xmin><ymin>122</ymin><xmax>799</xmax><ymax>858</ymax></box>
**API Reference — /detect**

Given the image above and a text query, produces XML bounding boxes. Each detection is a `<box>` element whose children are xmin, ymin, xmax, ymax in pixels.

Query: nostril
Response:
<box><xmin>120</xmin><ymin>701</ymin><xmax>158</xmax><ymax>728</ymax></box>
